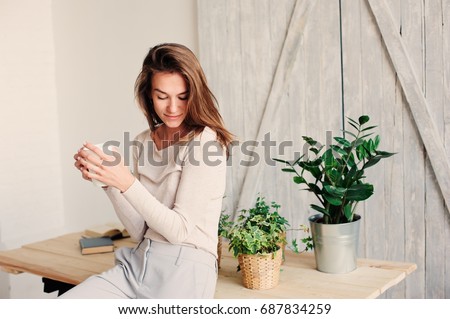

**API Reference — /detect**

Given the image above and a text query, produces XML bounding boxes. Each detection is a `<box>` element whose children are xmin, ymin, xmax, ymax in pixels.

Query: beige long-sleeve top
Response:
<box><xmin>104</xmin><ymin>127</ymin><xmax>226</xmax><ymax>258</ymax></box>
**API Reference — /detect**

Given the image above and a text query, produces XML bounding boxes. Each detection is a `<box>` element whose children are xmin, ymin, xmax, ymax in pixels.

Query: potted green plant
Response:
<box><xmin>227</xmin><ymin>196</ymin><xmax>289</xmax><ymax>289</ymax></box>
<box><xmin>274</xmin><ymin>115</ymin><xmax>395</xmax><ymax>273</ymax></box>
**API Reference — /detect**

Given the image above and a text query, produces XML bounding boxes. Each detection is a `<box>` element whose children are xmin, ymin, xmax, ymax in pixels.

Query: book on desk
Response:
<box><xmin>82</xmin><ymin>221</ymin><xmax>130</xmax><ymax>240</ymax></box>
<box><xmin>79</xmin><ymin>237</ymin><xmax>114</xmax><ymax>255</ymax></box>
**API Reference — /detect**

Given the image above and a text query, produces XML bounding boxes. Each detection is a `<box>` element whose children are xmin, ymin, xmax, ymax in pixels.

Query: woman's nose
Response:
<box><xmin>167</xmin><ymin>98</ymin><xmax>178</xmax><ymax>113</ymax></box>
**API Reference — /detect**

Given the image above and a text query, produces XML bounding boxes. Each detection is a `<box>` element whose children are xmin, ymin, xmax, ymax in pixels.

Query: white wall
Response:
<box><xmin>0</xmin><ymin>0</ymin><xmax>198</xmax><ymax>298</ymax></box>
<box><xmin>0</xmin><ymin>0</ymin><xmax>64</xmax><ymax>299</ymax></box>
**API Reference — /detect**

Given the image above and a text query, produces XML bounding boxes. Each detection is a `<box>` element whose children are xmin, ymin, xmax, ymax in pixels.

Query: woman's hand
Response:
<box><xmin>73</xmin><ymin>142</ymin><xmax>135</xmax><ymax>192</ymax></box>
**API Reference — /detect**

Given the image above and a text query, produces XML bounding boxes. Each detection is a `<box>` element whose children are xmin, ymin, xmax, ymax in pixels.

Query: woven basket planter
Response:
<box><xmin>217</xmin><ymin>236</ymin><xmax>223</xmax><ymax>269</ymax></box>
<box><xmin>238</xmin><ymin>248</ymin><xmax>282</xmax><ymax>290</ymax></box>
<box><xmin>279</xmin><ymin>232</ymin><xmax>286</xmax><ymax>264</ymax></box>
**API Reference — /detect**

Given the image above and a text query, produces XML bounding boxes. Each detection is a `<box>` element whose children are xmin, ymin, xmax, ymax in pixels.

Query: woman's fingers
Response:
<box><xmin>82</xmin><ymin>142</ymin><xmax>117</xmax><ymax>164</ymax></box>
<box><xmin>81</xmin><ymin>166</ymin><xmax>93</xmax><ymax>181</ymax></box>
<box><xmin>74</xmin><ymin>144</ymin><xmax>105</xmax><ymax>182</ymax></box>
<box><xmin>74</xmin><ymin>160</ymin><xmax>82</xmax><ymax>170</ymax></box>
<box><xmin>78</xmin><ymin>156</ymin><xmax>104</xmax><ymax>175</ymax></box>
<box><xmin>75</xmin><ymin>159</ymin><xmax>91</xmax><ymax>181</ymax></box>
<box><xmin>74</xmin><ymin>151</ymin><xmax>85</xmax><ymax>171</ymax></box>
<box><xmin>78</xmin><ymin>149</ymin><xmax>103</xmax><ymax>167</ymax></box>
<box><xmin>83</xmin><ymin>142</ymin><xmax>108</xmax><ymax>160</ymax></box>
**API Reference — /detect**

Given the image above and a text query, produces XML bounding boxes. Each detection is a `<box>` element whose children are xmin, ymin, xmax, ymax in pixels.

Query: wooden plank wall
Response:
<box><xmin>444</xmin><ymin>0</ymin><xmax>450</xmax><ymax>299</ymax></box>
<box><xmin>197</xmin><ymin>0</ymin><xmax>450</xmax><ymax>298</ymax></box>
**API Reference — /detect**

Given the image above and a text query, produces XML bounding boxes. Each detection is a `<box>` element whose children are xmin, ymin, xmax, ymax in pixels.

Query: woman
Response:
<box><xmin>63</xmin><ymin>43</ymin><xmax>233</xmax><ymax>298</ymax></box>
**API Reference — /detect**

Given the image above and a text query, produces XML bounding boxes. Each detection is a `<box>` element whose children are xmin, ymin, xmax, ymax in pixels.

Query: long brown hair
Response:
<box><xmin>134</xmin><ymin>43</ymin><xmax>233</xmax><ymax>149</ymax></box>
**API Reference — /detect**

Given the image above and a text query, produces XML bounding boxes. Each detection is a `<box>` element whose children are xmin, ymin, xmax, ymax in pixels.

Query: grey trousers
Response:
<box><xmin>59</xmin><ymin>238</ymin><xmax>218</xmax><ymax>299</ymax></box>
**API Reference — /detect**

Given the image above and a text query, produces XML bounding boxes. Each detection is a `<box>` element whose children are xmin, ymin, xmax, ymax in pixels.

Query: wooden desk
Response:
<box><xmin>0</xmin><ymin>232</ymin><xmax>416</xmax><ymax>298</ymax></box>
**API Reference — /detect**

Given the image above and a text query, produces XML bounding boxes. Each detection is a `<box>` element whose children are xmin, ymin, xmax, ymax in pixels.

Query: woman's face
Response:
<box><xmin>151</xmin><ymin>72</ymin><xmax>188</xmax><ymax>129</ymax></box>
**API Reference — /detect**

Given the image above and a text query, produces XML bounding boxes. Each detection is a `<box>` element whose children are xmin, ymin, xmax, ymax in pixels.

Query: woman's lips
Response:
<box><xmin>165</xmin><ymin>114</ymin><xmax>181</xmax><ymax>119</ymax></box>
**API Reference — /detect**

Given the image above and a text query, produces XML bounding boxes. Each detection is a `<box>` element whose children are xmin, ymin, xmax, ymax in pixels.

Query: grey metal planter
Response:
<box><xmin>308</xmin><ymin>214</ymin><xmax>361</xmax><ymax>274</ymax></box>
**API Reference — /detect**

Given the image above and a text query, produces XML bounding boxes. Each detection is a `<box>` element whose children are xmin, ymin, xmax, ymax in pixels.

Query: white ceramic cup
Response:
<box><xmin>83</xmin><ymin>143</ymin><xmax>108</xmax><ymax>187</ymax></box>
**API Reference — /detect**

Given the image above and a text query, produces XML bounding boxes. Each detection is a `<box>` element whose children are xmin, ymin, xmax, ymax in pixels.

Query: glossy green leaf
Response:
<box><xmin>363</xmin><ymin>156</ymin><xmax>381</xmax><ymax>169</ymax></box>
<box><xmin>343</xmin><ymin>204</ymin><xmax>353</xmax><ymax>221</ymax></box>
<box><xmin>299</xmin><ymin>161</ymin><xmax>322</xmax><ymax>179</ymax></box>
<box><xmin>345</xmin><ymin>183</ymin><xmax>374</xmax><ymax>201</ymax></box>
<box><xmin>334</xmin><ymin>137</ymin><xmax>351</xmax><ymax>147</ymax></box>
<box><xmin>310</xmin><ymin>204</ymin><xmax>330</xmax><ymax>216</ymax></box>
<box><xmin>346</xmin><ymin>116</ymin><xmax>360</xmax><ymax>126</ymax></box>
<box><xmin>348</xmin><ymin>121</ymin><xmax>359</xmax><ymax>131</ymax></box>
<box><xmin>323</xmin><ymin>149</ymin><xmax>336</xmax><ymax>168</ymax></box>
<box><xmin>327</xmin><ymin>168</ymin><xmax>342</xmax><ymax>184</ymax></box>
<box><xmin>306</xmin><ymin>183</ymin><xmax>322</xmax><ymax>194</ymax></box>
<box><xmin>359</xmin><ymin>115</ymin><xmax>370</xmax><ymax>125</ymax></box>
<box><xmin>375</xmin><ymin>150</ymin><xmax>396</xmax><ymax>158</ymax></box>
<box><xmin>330</xmin><ymin>145</ymin><xmax>348</xmax><ymax>158</ymax></box>
<box><xmin>272</xmin><ymin>158</ymin><xmax>290</xmax><ymax>164</ymax></box>
<box><xmin>302</xmin><ymin>136</ymin><xmax>317</xmax><ymax>146</ymax></box>
<box><xmin>322</xmin><ymin>192</ymin><xmax>343</xmax><ymax>205</ymax></box>
<box><xmin>361</xmin><ymin>125</ymin><xmax>377</xmax><ymax>132</ymax></box>
<box><xmin>293</xmin><ymin>176</ymin><xmax>306</xmax><ymax>184</ymax></box>
<box><xmin>374</xmin><ymin>135</ymin><xmax>380</xmax><ymax>148</ymax></box>
<box><xmin>324</xmin><ymin>184</ymin><xmax>347</xmax><ymax>197</ymax></box>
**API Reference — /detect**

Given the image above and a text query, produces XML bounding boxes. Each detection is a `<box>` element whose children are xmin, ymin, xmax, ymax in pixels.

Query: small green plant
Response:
<box><xmin>288</xmin><ymin>224</ymin><xmax>313</xmax><ymax>253</ymax></box>
<box><xmin>274</xmin><ymin>115</ymin><xmax>395</xmax><ymax>224</ymax></box>
<box><xmin>228</xmin><ymin>196</ymin><xmax>289</xmax><ymax>258</ymax></box>
<box><xmin>218</xmin><ymin>213</ymin><xmax>233</xmax><ymax>239</ymax></box>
